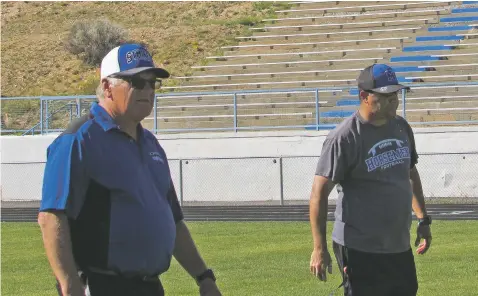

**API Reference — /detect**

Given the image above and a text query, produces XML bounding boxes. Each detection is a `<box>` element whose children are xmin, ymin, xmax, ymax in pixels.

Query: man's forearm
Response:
<box><xmin>410</xmin><ymin>167</ymin><xmax>428</xmax><ymax>219</ymax></box>
<box><xmin>38</xmin><ymin>212</ymin><xmax>81</xmax><ymax>291</ymax></box>
<box><xmin>310</xmin><ymin>177</ymin><xmax>333</xmax><ymax>250</ymax></box>
<box><xmin>173</xmin><ymin>220</ymin><xmax>208</xmax><ymax>278</ymax></box>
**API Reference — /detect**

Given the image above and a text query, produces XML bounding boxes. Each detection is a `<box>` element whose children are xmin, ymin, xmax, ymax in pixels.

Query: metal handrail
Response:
<box><xmin>2</xmin><ymin>81</ymin><xmax>478</xmax><ymax>135</ymax></box>
<box><xmin>21</xmin><ymin>101</ymin><xmax>77</xmax><ymax>136</ymax></box>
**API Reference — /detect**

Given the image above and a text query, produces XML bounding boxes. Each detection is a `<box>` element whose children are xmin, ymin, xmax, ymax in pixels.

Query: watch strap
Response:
<box><xmin>418</xmin><ymin>216</ymin><xmax>432</xmax><ymax>225</ymax></box>
<box><xmin>195</xmin><ymin>269</ymin><xmax>216</xmax><ymax>286</ymax></box>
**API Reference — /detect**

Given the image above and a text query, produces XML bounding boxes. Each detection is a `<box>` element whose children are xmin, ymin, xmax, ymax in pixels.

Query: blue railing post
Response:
<box><xmin>401</xmin><ymin>88</ymin><xmax>406</xmax><ymax>119</ymax></box>
<box><xmin>153</xmin><ymin>94</ymin><xmax>158</xmax><ymax>134</ymax></box>
<box><xmin>69</xmin><ymin>104</ymin><xmax>73</xmax><ymax>123</ymax></box>
<box><xmin>40</xmin><ymin>97</ymin><xmax>44</xmax><ymax>135</ymax></box>
<box><xmin>233</xmin><ymin>93</ymin><xmax>238</xmax><ymax>132</ymax></box>
<box><xmin>76</xmin><ymin>97</ymin><xmax>81</xmax><ymax>118</ymax></box>
<box><xmin>315</xmin><ymin>89</ymin><xmax>320</xmax><ymax>131</ymax></box>
<box><xmin>45</xmin><ymin>99</ymin><xmax>49</xmax><ymax>133</ymax></box>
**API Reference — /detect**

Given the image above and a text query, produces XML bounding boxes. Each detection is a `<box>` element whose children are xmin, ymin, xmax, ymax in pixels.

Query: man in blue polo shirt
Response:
<box><xmin>38</xmin><ymin>44</ymin><xmax>222</xmax><ymax>296</ymax></box>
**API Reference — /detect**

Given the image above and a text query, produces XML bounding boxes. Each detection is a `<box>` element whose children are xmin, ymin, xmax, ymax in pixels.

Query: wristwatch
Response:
<box><xmin>418</xmin><ymin>216</ymin><xmax>432</xmax><ymax>226</ymax></box>
<box><xmin>195</xmin><ymin>269</ymin><xmax>216</xmax><ymax>286</ymax></box>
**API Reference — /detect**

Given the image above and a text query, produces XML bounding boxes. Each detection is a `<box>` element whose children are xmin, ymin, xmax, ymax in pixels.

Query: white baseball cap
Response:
<box><xmin>100</xmin><ymin>43</ymin><xmax>170</xmax><ymax>80</ymax></box>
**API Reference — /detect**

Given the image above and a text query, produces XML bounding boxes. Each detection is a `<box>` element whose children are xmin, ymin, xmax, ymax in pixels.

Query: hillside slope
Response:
<box><xmin>1</xmin><ymin>1</ymin><xmax>289</xmax><ymax>97</ymax></box>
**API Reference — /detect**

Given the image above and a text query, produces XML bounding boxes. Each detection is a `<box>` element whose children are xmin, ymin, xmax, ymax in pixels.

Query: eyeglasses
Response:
<box><xmin>112</xmin><ymin>75</ymin><xmax>162</xmax><ymax>89</ymax></box>
<box><xmin>365</xmin><ymin>90</ymin><xmax>400</xmax><ymax>105</ymax></box>
<box><xmin>366</xmin><ymin>90</ymin><xmax>399</xmax><ymax>97</ymax></box>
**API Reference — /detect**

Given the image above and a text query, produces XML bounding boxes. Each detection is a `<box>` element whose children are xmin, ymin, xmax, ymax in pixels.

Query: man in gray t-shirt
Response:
<box><xmin>309</xmin><ymin>64</ymin><xmax>432</xmax><ymax>296</ymax></box>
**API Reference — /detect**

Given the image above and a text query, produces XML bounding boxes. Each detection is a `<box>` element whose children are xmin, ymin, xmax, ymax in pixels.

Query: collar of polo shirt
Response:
<box><xmin>90</xmin><ymin>102</ymin><xmax>145</xmax><ymax>138</ymax></box>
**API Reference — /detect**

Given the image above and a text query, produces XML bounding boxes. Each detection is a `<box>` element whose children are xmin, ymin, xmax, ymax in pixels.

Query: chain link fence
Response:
<box><xmin>1</xmin><ymin>162</ymin><xmax>46</xmax><ymax>208</ymax></box>
<box><xmin>2</xmin><ymin>153</ymin><xmax>478</xmax><ymax>208</ymax></box>
<box><xmin>181</xmin><ymin>158</ymin><xmax>281</xmax><ymax>206</ymax></box>
<box><xmin>1</xmin><ymin>97</ymin><xmax>41</xmax><ymax>135</ymax></box>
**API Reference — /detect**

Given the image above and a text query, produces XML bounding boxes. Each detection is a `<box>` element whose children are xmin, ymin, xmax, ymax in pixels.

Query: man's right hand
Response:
<box><xmin>60</xmin><ymin>278</ymin><xmax>85</xmax><ymax>296</ymax></box>
<box><xmin>61</xmin><ymin>287</ymin><xmax>85</xmax><ymax>296</ymax></box>
<box><xmin>310</xmin><ymin>248</ymin><xmax>333</xmax><ymax>282</ymax></box>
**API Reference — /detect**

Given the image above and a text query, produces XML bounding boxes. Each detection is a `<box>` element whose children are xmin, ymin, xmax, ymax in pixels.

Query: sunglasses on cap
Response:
<box><xmin>111</xmin><ymin>75</ymin><xmax>162</xmax><ymax>89</ymax></box>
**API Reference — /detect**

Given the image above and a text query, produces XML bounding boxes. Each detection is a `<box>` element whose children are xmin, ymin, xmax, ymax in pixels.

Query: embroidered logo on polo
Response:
<box><xmin>365</xmin><ymin>138</ymin><xmax>410</xmax><ymax>172</ymax></box>
<box><xmin>149</xmin><ymin>152</ymin><xmax>164</xmax><ymax>163</ymax></box>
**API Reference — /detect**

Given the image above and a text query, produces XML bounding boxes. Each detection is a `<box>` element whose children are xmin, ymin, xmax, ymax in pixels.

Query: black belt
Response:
<box><xmin>86</xmin><ymin>267</ymin><xmax>159</xmax><ymax>282</ymax></box>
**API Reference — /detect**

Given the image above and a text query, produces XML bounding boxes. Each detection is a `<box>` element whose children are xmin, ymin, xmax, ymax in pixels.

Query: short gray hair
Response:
<box><xmin>96</xmin><ymin>77</ymin><xmax>124</xmax><ymax>100</ymax></box>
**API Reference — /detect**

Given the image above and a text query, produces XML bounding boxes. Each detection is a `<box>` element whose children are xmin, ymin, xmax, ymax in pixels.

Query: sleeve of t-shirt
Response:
<box><xmin>167</xmin><ymin>181</ymin><xmax>184</xmax><ymax>223</ymax></box>
<box><xmin>39</xmin><ymin>134</ymin><xmax>89</xmax><ymax>220</ymax></box>
<box><xmin>315</xmin><ymin>134</ymin><xmax>351</xmax><ymax>183</ymax></box>
<box><xmin>405</xmin><ymin>123</ymin><xmax>419</xmax><ymax>168</ymax></box>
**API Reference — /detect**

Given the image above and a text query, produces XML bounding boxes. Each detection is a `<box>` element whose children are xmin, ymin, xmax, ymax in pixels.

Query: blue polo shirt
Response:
<box><xmin>40</xmin><ymin>102</ymin><xmax>183</xmax><ymax>277</ymax></box>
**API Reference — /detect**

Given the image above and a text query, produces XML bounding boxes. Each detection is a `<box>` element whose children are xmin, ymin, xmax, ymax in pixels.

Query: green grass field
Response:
<box><xmin>2</xmin><ymin>221</ymin><xmax>478</xmax><ymax>296</ymax></box>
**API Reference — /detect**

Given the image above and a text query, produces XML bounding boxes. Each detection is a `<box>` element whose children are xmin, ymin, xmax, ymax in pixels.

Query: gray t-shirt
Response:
<box><xmin>315</xmin><ymin>111</ymin><xmax>418</xmax><ymax>254</ymax></box>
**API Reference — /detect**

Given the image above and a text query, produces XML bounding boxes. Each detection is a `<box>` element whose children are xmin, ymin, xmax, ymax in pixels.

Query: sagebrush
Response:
<box><xmin>66</xmin><ymin>18</ymin><xmax>131</xmax><ymax>66</ymax></box>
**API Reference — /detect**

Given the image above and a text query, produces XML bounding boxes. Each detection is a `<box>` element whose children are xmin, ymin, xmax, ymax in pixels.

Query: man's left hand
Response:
<box><xmin>199</xmin><ymin>278</ymin><xmax>222</xmax><ymax>296</ymax></box>
<box><xmin>415</xmin><ymin>223</ymin><xmax>432</xmax><ymax>255</ymax></box>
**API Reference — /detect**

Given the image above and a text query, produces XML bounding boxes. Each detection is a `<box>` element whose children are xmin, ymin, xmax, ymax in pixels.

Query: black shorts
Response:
<box><xmin>332</xmin><ymin>241</ymin><xmax>418</xmax><ymax>296</ymax></box>
<box><xmin>56</xmin><ymin>272</ymin><xmax>164</xmax><ymax>296</ymax></box>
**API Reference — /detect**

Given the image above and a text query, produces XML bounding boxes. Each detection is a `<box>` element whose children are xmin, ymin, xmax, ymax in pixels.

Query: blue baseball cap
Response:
<box><xmin>357</xmin><ymin>64</ymin><xmax>410</xmax><ymax>94</ymax></box>
<box><xmin>100</xmin><ymin>43</ymin><xmax>170</xmax><ymax>80</ymax></box>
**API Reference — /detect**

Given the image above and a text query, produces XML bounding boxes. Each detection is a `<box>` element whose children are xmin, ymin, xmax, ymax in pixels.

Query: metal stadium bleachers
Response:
<box><xmin>149</xmin><ymin>1</ymin><xmax>478</xmax><ymax>132</ymax></box>
<box><xmin>148</xmin><ymin>1</ymin><xmax>478</xmax><ymax>130</ymax></box>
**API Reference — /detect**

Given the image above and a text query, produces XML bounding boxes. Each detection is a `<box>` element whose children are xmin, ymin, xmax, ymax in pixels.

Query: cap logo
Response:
<box><xmin>126</xmin><ymin>48</ymin><xmax>152</xmax><ymax>64</ymax></box>
<box><xmin>385</xmin><ymin>70</ymin><xmax>397</xmax><ymax>82</ymax></box>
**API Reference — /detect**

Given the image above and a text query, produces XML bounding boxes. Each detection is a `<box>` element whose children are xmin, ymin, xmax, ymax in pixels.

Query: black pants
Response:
<box><xmin>56</xmin><ymin>272</ymin><xmax>164</xmax><ymax>296</ymax></box>
<box><xmin>333</xmin><ymin>241</ymin><xmax>418</xmax><ymax>296</ymax></box>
